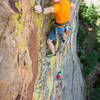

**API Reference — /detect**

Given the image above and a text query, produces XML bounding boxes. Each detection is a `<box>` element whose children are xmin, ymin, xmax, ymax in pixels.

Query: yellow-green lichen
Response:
<box><xmin>16</xmin><ymin>19</ymin><xmax>23</xmax><ymax>34</ymax></box>
<box><xmin>11</xmin><ymin>13</ymin><xmax>20</xmax><ymax>24</ymax></box>
<box><xmin>33</xmin><ymin>13</ymin><xmax>43</xmax><ymax>28</ymax></box>
<box><xmin>32</xmin><ymin>61</ymin><xmax>42</xmax><ymax>100</ymax></box>
<box><xmin>15</xmin><ymin>1</ymin><xmax>20</xmax><ymax>12</ymax></box>
<box><xmin>11</xmin><ymin>13</ymin><xmax>23</xmax><ymax>35</ymax></box>
<box><xmin>50</xmin><ymin>56</ymin><xmax>56</xmax><ymax>71</ymax></box>
<box><xmin>47</xmin><ymin>76</ymin><xmax>54</xmax><ymax>100</ymax></box>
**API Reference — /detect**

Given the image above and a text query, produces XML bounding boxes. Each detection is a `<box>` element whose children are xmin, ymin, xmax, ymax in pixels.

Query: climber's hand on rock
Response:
<box><xmin>34</xmin><ymin>5</ymin><xmax>42</xmax><ymax>13</ymax></box>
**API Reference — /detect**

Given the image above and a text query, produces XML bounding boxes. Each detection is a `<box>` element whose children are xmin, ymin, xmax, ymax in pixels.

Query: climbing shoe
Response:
<box><xmin>46</xmin><ymin>53</ymin><xmax>56</xmax><ymax>57</ymax></box>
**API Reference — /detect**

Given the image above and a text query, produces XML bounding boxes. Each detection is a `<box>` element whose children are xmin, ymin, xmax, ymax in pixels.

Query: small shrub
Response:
<box><xmin>90</xmin><ymin>75</ymin><xmax>100</xmax><ymax>100</ymax></box>
<box><xmin>77</xmin><ymin>27</ymin><xmax>88</xmax><ymax>46</ymax></box>
<box><xmin>83</xmin><ymin>66</ymin><xmax>93</xmax><ymax>77</ymax></box>
<box><xmin>86</xmin><ymin>50</ymin><xmax>98</xmax><ymax>67</ymax></box>
<box><xmin>79</xmin><ymin>0</ymin><xmax>99</xmax><ymax>26</ymax></box>
<box><xmin>79</xmin><ymin>51</ymin><xmax>87</xmax><ymax>64</ymax></box>
<box><xmin>90</xmin><ymin>88</ymin><xmax>100</xmax><ymax>100</ymax></box>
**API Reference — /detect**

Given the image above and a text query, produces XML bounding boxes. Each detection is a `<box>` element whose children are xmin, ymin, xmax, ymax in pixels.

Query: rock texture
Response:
<box><xmin>0</xmin><ymin>0</ymin><xmax>85</xmax><ymax>100</ymax></box>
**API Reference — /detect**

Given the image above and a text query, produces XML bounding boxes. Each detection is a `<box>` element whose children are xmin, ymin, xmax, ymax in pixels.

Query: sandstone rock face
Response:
<box><xmin>0</xmin><ymin>0</ymin><xmax>85</xmax><ymax>100</ymax></box>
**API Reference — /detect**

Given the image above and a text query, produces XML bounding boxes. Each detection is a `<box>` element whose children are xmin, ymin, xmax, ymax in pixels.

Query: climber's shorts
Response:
<box><xmin>48</xmin><ymin>21</ymin><xmax>71</xmax><ymax>40</ymax></box>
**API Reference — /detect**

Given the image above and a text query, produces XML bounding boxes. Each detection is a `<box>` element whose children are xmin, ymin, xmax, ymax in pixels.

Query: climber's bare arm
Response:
<box><xmin>34</xmin><ymin>3</ymin><xmax>75</xmax><ymax>14</ymax></box>
<box><xmin>43</xmin><ymin>1</ymin><xmax>76</xmax><ymax>14</ymax></box>
<box><xmin>43</xmin><ymin>7</ymin><xmax>54</xmax><ymax>14</ymax></box>
<box><xmin>34</xmin><ymin>5</ymin><xmax>54</xmax><ymax>14</ymax></box>
<box><xmin>43</xmin><ymin>3</ymin><xmax>75</xmax><ymax>14</ymax></box>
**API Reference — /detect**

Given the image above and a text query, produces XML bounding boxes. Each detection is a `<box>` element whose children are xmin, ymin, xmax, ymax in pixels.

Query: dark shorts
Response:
<box><xmin>48</xmin><ymin>21</ymin><xmax>71</xmax><ymax>40</ymax></box>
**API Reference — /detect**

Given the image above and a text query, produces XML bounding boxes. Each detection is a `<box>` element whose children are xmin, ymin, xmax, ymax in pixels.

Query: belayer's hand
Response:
<box><xmin>34</xmin><ymin>4</ymin><xmax>42</xmax><ymax>13</ymax></box>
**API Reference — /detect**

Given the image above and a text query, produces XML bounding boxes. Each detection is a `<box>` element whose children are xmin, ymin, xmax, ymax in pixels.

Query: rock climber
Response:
<box><xmin>34</xmin><ymin>0</ymin><xmax>75</xmax><ymax>57</ymax></box>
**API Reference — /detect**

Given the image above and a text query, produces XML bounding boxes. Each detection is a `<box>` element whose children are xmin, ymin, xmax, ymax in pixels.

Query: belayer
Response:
<box><xmin>35</xmin><ymin>0</ymin><xmax>75</xmax><ymax>57</ymax></box>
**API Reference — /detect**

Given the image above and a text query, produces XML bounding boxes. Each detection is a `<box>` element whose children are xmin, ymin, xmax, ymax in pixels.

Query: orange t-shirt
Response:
<box><xmin>52</xmin><ymin>0</ymin><xmax>71</xmax><ymax>23</ymax></box>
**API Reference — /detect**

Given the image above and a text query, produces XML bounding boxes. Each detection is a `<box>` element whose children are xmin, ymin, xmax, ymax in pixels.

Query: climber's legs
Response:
<box><xmin>47</xmin><ymin>24</ymin><xmax>70</xmax><ymax>57</ymax></box>
<box><xmin>47</xmin><ymin>27</ymin><xmax>56</xmax><ymax>57</ymax></box>
<box><xmin>47</xmin><ymin>39</ymin><xmax>56</xmax><ymax>55</ymax></box>
<box><xmin>62</xmin><ymin>32</ymin><xmax>66</xmax><ymax>42</ymax></box>
<box><xmin>62</xmin><ymin>32</ymin><xmax>70</xmax><ymax>46</ymax></box>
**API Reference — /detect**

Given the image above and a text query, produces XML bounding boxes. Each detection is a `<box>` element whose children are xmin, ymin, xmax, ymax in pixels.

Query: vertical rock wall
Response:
<box><xmin>0</xmin><ymin>0</ymin><xmax>85</xmax><ymax>100</ymax></box>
